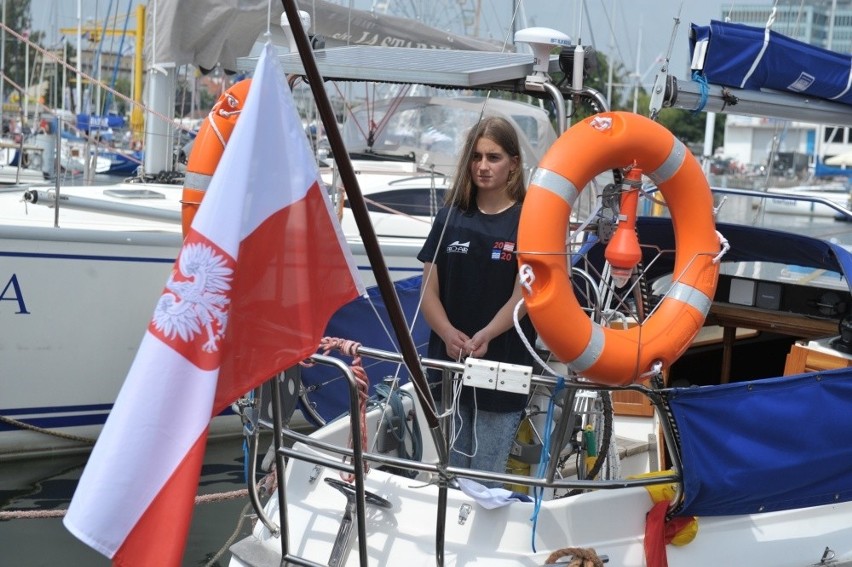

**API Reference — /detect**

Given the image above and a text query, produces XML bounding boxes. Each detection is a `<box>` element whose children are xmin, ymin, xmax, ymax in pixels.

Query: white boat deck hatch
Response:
<box><xmin>102</xmin><ymin>189</ymin><xmax>166</xmax><ymax>200</ymax></box>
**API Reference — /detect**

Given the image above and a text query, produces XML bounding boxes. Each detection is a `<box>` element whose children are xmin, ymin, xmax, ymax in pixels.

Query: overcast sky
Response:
<box><xmin>27</xmin><ymin>0</ymin><xmax>767</xmax><ymax>83</ymax></box>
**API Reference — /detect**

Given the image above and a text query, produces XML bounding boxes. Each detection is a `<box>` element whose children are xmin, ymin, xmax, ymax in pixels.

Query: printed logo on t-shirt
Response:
<box><xmin>446</xmin><ymin>240</ymin><xmax>470</xmax><ymax>254</ymax></box>
<box><xmin>491</xmin><ymin>241</ymin><xmax>516</xmax><ymax>261</ymax></box>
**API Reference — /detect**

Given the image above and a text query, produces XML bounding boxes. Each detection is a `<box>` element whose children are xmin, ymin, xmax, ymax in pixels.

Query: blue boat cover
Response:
<box><xmin>670</xmin><ymin>367</ymin><xmax>852</xmax><ymax>516</ymax></box>
<box><xmin>76</xmin><ymin>112</ymin><xmax>127</xmax><ymax>133</ymax></box>
<box><xmin>690</xmin><ymin>20</ymin><xmax>852</xmax><ymax>104</ymax></box>
<box><xmin>586</xmin><ymin>217</ymin><xmax>852</xmax><ymax>516</ymax></box>
<box><xmin>815</xmin><ymin>160</ymin><xmax>852</xmax><ymax>179</ymax></box>
<box><xmin>298</xmin><ymin>275</ymin><xmax>429</xmax><ymax>424</ymax></box>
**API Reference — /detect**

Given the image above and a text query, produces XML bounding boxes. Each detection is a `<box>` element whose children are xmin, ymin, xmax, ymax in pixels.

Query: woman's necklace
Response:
<box><xmin>478</xmin><ymin>201</ymin><xmax>515</xmax><ymax>215</ymax></box>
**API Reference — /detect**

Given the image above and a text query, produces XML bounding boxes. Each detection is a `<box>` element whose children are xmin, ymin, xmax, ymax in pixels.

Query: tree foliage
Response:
<box><xmin>547</xmin><ymin>47</ymin><xmax>628</xmax><ymax>123</ymax></box>
<box><xmin>656</xmin><ymin>106</ymin><xmax>726</xmax><ymax>155</ymax></box>
<box><xmin>1</xmin><ymin>0</ymin><xmax>44</xmax><ymax>107</ymax></box>
<box><xmin>549</xmin><ymin>49</ymin><xmax>725</xmax><ymax>150</ymax></box>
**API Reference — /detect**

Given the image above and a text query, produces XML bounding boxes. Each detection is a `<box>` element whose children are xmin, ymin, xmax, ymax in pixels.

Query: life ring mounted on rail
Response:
<box><xmin>517</xmin><ymin>111</ymin><xmax>721</xmax><ymax>386</ymax></box>
<box><xmin>181</xmin><ymin>79</ymin><xmax>252</xmax><ymax>236</ymax></box>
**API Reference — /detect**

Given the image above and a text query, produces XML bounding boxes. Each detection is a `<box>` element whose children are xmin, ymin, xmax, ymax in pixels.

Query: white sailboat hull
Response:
<box><xmin>230</xmin><ymin>431</ymin><xmax>852</xmax><ymax>567</ymax></box>
<box><xmin>763</xmin><ymin>185</ymin><xmax>851</xmax><ymax>217</ymax></box>
<box><xmin>0</xmin><ymin>181</ymin><xmax>425</xmax><ymax>459</ymax></box>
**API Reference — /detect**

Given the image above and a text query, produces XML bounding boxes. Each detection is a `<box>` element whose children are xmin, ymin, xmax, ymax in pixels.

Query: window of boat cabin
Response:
<box><xmin>345</xmin><ymin>187</ymin><xmax>448</xmax><ymax>217</ymax></box>
<box><xmin>511</xmin><ymin>115</ymin><xmax>541</xmax><ymax>151</ymax></box>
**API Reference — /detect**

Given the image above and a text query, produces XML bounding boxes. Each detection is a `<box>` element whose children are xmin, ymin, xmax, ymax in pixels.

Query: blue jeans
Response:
<box><xmin>449</xmin><ymin>402</ymin><xmax>523</xmax><ymax>488</ymax></box>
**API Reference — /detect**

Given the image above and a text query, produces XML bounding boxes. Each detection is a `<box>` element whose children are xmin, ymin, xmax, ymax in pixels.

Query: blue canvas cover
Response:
<box><xmin>298</xmin><ymin>275</ymin><xmax>429</xmax><ymax>424</ymax></box>
<box><xmin>815</xmin><ymin>160</ymin><xmax>852</xmax><ymax>179</ymax></box>
<box><xmin>76</xmin><ymin>113</ymin><xmax>126</xmax><ymax>134</ymax></box>
<box><xmin>690</xmin><ymin>20</ymin><xmax>852</xmax><ymax>104</ymax></box>
<box><xmin>586</xmin><ymin>218</ymin><xmax>852</xmax><ymax>516</ymax></box>
<box><xmin>669</xmin><ymin>368</ymin><xmax>852</xmax><ymax>517</ymax></box>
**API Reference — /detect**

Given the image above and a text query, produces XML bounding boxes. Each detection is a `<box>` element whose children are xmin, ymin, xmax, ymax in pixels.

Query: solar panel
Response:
<box><xmin>237</xmin><ymin>46</ymin><xmax>560</xmax><ymax>90</ymax></box>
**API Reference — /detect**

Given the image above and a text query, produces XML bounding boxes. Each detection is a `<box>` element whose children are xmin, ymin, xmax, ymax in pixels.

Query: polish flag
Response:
<box><xmin>63</xmin><ymin>43</ymin><xmax>365</xmax><ymax>566</ymax></box>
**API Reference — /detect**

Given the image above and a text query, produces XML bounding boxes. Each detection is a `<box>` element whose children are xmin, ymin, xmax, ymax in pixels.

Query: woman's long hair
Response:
<box><xmin>446</xmin><ymin>116</ymin><xmax>525</xmax><ymax>211</ymax></box>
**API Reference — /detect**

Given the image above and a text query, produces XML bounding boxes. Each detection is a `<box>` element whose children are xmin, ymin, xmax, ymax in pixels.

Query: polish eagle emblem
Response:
<box><xmin>152</xmin><ymin>242</ymin><xmax>234</xmax><ymax>353</ymax></box>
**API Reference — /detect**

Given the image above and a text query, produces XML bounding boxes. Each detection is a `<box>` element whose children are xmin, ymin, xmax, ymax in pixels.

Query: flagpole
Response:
<box><xmin>278</xmin><ymin>0</ymin><xmax>446</xmax><ymax>441</ymax></box>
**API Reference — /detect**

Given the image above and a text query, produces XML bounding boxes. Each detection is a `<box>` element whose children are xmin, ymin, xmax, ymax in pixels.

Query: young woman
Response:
<box><xmin>417</xmin><ymin>116</ymin><xmax>536</xmax><ymax>485</ymax></box>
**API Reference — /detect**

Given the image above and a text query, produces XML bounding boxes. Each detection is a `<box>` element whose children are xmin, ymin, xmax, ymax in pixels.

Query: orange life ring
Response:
<box><xmin>517</xmin><ymin>111</ymin><xmax>720</xmax><ymax>385</ymax></box>
<box><xmin>181</xmin><ymin>79</ymin><xmax>252</xmax><ymax>236</ymax></box>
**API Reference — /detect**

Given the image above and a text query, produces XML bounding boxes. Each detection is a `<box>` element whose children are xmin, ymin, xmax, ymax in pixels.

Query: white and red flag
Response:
<box><xmin>64</xmin><ymin>43</ymin><xmax>365</xmax><ymax>566</ymax></box>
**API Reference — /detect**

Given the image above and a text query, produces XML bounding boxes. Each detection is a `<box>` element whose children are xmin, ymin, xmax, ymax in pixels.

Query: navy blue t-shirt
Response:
<box><xmin>417</xmin><ymin>203</ymin><xmax>535</xmax><ymax>412</ymax></box>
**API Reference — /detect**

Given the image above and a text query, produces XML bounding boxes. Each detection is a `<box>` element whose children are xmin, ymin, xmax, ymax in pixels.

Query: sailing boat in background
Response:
<box><xmin>0</xmin><ymin>0</ymin><xmax>538</xmax><ymax>459</ymax></box>
<box><xmin>60</xmin><ymin>0</ymin><xmax>145</xmax><ymax>178</ymax></box>
<box><xmin>0</xmin><ymin>13</ymin><xmax>49</xmax><ymax>184</ymax></box>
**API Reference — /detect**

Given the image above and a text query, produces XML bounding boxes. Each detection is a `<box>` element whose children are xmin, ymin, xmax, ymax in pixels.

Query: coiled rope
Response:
<box><xmin>313</xmin><ymin>337</ymin><xmax>371</xmax><ymax>481</ymax></box>
<box><xmin>545</xmin><ymin>546</ymin><xmax>605</xmax><ymax>566</ymax></box>
<box><xmin>690</xmin><ymin>70</ymin><xmax>709</xmax><ymax>114</ymax></box>
<box><xmin>374</xmin><ymin>382</ymin><xmax>423</xmax><ymax>468</ymax></box>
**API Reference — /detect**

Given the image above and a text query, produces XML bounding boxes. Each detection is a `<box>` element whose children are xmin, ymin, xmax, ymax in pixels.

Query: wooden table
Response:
<box><xmin>705</xmin><ymin>303</ymin><xmax>839</xmax><ymax>382</ymax></box>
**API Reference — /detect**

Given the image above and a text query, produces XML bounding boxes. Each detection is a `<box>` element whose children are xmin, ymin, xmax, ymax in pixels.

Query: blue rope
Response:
<box><xmin>242</xmin><ymin>437</ymin><xmax>250</xmax><ymax>484</ymax></box>
<box><xmin>530</xmin><ymin>376</ymin><xmax>566</xmax><ymax>552</ymax></box>
<box><xmin>691</xmin><ymin>70</ymin><xmax>710</xmax><ymax>114</ymax></box>
<box><xmin>241</xmin><ymin>390</ymin><xmax>257</xmax><ymax>484</ymax></box>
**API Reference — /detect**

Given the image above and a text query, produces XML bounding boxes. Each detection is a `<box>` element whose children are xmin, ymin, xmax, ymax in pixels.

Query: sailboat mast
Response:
<box><xmin>816</xmin><ymin>0</ymin><xmax>839</xmax><ymax>167</ymax></box>
<box><xmin>130</xmin><ymin>3</ymin><xmax>144</xmax><ymax>144</ymax></box>
<box><xmin>76</xmin><ymin>0</ymin><xmax>82</xmax><ymax>114</ymax></box>
<box><xmin>277</xmin><ymin>0</ymin><xmax>440</xmax><ymax>434</ymax></box>
<box><xmin>472</xmin><ymin>0</ymin><xmax>482</xmax><ymax>38</ymax></box>
<box><xmin>23</xmin><ymin>30</ymin><xmax>28</xmax><ymax>127</ymax></box>
<box><xmin>1</xmin><ymin>0</ymin><xmax>5</xmax><ymax>131</ymax></box>
<box><xmin>606</xmin><ymin>0</ymin><xmax>615</xmax><ymax>108</ymax></box>
<box><xmin>633</xmin><ymin>19</ymin><xmax>641</xmax><ymax>114</ymax></box>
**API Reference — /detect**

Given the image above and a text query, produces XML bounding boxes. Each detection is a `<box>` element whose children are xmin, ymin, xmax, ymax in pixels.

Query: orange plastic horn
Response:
<box><xmin>605</xmin><ymin>168</ymin><xmax>643</xmax><ymax>288</ymax></box>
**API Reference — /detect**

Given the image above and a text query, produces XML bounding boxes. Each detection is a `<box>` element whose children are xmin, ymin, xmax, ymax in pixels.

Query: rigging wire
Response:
<box><xmin>102</xmin><ymin>0</ymin><xmax>134</xmax><ymax>116</ymax></box>
<box><xmin>0</xmin><ymin>22</ymin><xmax>194</xmax><ymax>141</ymax></box>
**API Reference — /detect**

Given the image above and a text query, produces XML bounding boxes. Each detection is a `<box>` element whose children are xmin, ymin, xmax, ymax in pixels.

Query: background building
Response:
<box><xmin>719</xmin><ymin>1</ymin><xmax>852</xmax><ymax>173</ymax></box>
